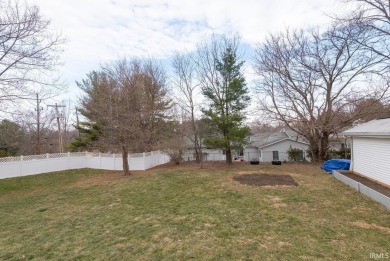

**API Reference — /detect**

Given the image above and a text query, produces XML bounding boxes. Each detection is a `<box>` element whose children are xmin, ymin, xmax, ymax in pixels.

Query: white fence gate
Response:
<box><xmin>0</xmin><ymin>151</ymin><xmax>170</xmax><ymax>180</ymax></box>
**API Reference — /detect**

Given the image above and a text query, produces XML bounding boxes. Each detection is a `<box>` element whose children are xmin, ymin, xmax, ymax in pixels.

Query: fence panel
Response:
<box><xmin>128</xmin><ymin>156</ymin><xmax>146</xmax><ymax>170</ymax></box>
<box><xmin>0</xmin><ymin>151</ymin><xmax>169</xmax><ymax>179</ymax></box>
<box><xmin>22</xmin><ymin>159</ymin><xmax>50</xmax><ymax>176</ymax></box>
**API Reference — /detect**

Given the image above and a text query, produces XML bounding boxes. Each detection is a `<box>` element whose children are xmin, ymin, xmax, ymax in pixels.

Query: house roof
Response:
<box><xmin>342</xmin><ymin>118</ymin><xmax>390</xmax><ymax>136</ymax></box>
<box><xmin>248</xmin><ymin>129</ymin><xmax>308</xmax><ymax>149</ymax></box>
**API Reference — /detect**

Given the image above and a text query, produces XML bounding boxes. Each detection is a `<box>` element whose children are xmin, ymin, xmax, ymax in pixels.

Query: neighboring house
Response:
<box><xmin>182</xmin><ymin>148</ymin><xmax>229</xmax><ymax>162</ymax></box>
<box><xmin>244</xmin><ymin>129</ymin><xmax>309</xmax><ymax>162</ymax></box>
<box><xmin>329</xmin><ymin>135</ymin><xmax>349</xmax><ymax>151</ymax></box>
<box><xmin>342</xmin><ymin>118</ymin><xmax>390</xmax><ymax>186</ymax></box>
<box><xmin>181</xmin><ymin>137</ymin><xmax>240</xmax><ymax>162</ymax></box>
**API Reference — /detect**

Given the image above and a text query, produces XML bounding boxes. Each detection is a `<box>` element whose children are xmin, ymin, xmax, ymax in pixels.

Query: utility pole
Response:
<box><xmin>48</xmin><ymin>103</ymin><xmax>65</xmax><ymax>153</ymax></box>
<box><xmin>35</xmin><ymin>93</ymin><xmax>43</xmax><ymax>155</ymax></box>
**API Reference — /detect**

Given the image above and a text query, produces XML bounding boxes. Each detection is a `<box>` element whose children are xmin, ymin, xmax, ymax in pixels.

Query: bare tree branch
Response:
<box><xmin>254</xmin><ymin>22</ymin><xmax>389</xmax><ymax>162</ymax></box>
<box><xmin>0</xmin><ymin>0</ymin><xmax>66</xmax><ymax>113</ymax></box>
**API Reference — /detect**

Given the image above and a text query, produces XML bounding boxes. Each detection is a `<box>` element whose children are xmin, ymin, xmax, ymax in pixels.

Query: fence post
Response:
<box><xmin>67</xmin><ymin>152</ymin><xmax>70</xmax><ymax>170</ymax></box>
<box><xmin>20</xmin><ymin>155</ymin><xmax>23</xmax><ymax>176</ymax></box>
<box><xmin>113</xmin><ymin>153</ymin><xmax>115</xmax><ymax>170</ymax></box>
<box><xmin>99</xmin><ymin>152</ymin><xmax>102</xmax><ymax>169</ymax></box>
<box><xmin>143</xmin><ymin>152</ymin><xmax>146</xmax><ymax>170</ymax></box>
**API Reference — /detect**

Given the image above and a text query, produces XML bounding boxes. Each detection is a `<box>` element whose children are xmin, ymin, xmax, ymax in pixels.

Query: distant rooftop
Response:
<box><xmin>249</xmin><ymin>129</ymin><xmax>307</xmax><ymax>148</ymax></box>
<box><xmin>342</xmin><ymin>118</ymin><xmax>390</xmax><ymax>136</ymax></box>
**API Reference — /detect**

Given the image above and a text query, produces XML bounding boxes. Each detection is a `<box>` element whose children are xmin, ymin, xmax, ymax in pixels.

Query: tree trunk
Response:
<box><xmin>193</xmin><ymin>119</ymin><xmax>201</xmax><ymax>163</ymax></box>
<box><xmin>309</xmin><ymin>139</ymin><xmax>321</xmax><ymax>163</ymax></box>
<box><xmin>226</xmin><ymin>147</ymin><xmax>232</xmax><ymax>164</ymax></box>
<box><xmin>121</xmin><ymin>145</ymin><xmax>130</xmax><ymax>176</ymax></box>
<box><xmin>319</xmin><ymin>132</ymin><xmax>330</xmax><ymax>161</ymax></box>
<box><xmin>194</xmin><ymin>135</ymin><xmax>201</xmax><ymax>163</ymax></box>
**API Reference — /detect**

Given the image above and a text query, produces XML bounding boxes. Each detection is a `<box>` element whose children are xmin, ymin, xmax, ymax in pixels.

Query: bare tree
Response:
<box><xmin>344</xmin><ymin>96</ymin><xmax>390</xmax><ymax>122</ymax></box>
<box><xmin>249</xmin><ymin>119</ymin><xmax>285</xmax><ymax>134</ymax></box>
<box><xmin>254</xmin><ymin>22</ymin><xmax>389</xmax><ymax>162</ymax></box>
<box><xmin>138</xmin><ymin>59</ymin><xmax>172</xmax><ymax>151</ymax></box>
<box><xmin>158</xmin><ymin>105</ymin><xmax>187</xmax><ymax>164</ymax></box>
<box><xmin>58</xmin><ymin>100</ymin><xmax>78</xmax><ymax>150</ymax></box>
<box><xmin>11</xmin><ymin>105</ymin><xmax>56</xmax><ymax>155</ymax></box>
<box><xmin>171</xmin><ymin>53</ymin><xmax>203</xmax><ymax>163</ymax></box>
<box><xmin>339</xmin><ymin>0</ymin><xmax>390</xmax><ymax>60</ymax></box>
<box><xmin>77</xmin><ymin>58</ymin><xmax>171</xmax><ymax>175</ymax></box>
<box><xmin>0</xmin><ymin>0</ymin><xmax>66</xmax><ymax>113</ymax></box>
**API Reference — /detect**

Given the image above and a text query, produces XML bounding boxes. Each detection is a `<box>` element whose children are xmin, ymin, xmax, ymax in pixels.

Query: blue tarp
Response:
<box><xmin>320</xmin><ymin>159</ymin><xmax>351</xmax><ymax>174</ymax></box>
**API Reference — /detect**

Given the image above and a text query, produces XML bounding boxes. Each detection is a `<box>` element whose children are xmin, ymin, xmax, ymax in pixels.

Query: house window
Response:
<box><xmin>272</xmin><ymin>151</ymin><xmax>279</xmax><ymax>161</ymax></box>
<box><xmin>297</xmin><ymin>150</ymin><xmax>304</xmax><ymax>161</ymax></box>
<box><xmin>239</xmin><ymin>150</ymin><xmax>244</xmax><ymax>156</ymax></box>
<box><xmin>222</xmin><ymin>150</ymin><xmax>226</xmax><ymax>155</ymax></box>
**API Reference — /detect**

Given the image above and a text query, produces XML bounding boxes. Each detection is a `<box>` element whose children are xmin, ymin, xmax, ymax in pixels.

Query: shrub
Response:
<box><xmin>287</xmin><ymin>147</ymin><xmax>304</xmax><ymax>162</ymax></box>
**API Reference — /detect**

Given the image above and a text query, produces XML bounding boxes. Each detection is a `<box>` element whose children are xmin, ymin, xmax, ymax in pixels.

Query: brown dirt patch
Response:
<box><xmin>339</xmin><ymin>171</ymin><xmax>390</xmax><ymax>197</ymax></box>
<box><xmin>232</xmin><ymin>174</ymin><xmax>298</xmax><ymax>187</ymax></box>
<box><xmin>351</xmin><ymin>221</ymin><xmax>390</xmax><ymax>234</ymax></box>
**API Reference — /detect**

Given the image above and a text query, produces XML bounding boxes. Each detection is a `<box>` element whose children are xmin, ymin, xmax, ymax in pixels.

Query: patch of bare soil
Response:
<box><xmin>232</xmin><ymin>174</ymin><xmax>298</xmax><ymax>187</ymax></box>
<box><xmin>339</xmin><ymin>171</ymin><xmax>390</xmax><ymax>197</ymax></box>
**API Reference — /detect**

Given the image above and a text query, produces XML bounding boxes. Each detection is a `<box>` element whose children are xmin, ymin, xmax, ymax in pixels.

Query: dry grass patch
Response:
<box><xmin>351</xmin><ymin>221</ymin><xmax>390</xmax><ymax>234</ymax></box>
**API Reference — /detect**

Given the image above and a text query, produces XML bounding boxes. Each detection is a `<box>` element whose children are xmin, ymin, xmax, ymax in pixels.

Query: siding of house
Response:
<box><xmin>261</xmin><ymin>140</ymin><xmax>309</xmax><ymax>162</ymax></box>
<box><xmin>182</xmin><ymin>149</ymin><xmax>227</xmax><ymax>161</ymax></box>
<box><xmin>352</xmin><ymin>137</ymin><xmax>390</xmax><ymax>186</ymax></box>
<box><xmin>203</xmin><ymin>149</ymin><xmax>226</xmax><ymax>161</ymax></box>
<box><xmin>244</xmin><ymin>147</ymin><xmax>260</xmax><ymax>161</ymax></box>
<box><xmin>329</xmin><ymin>141</ymin><xmax>343</xmax><ymax>150</ymax></box>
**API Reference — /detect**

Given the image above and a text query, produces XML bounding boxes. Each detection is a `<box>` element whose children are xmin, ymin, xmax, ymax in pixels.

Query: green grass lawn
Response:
<box><xmin>0</xmin><ymin>163</ymin><xmax>389</xmax><ymax>260</ymax></box>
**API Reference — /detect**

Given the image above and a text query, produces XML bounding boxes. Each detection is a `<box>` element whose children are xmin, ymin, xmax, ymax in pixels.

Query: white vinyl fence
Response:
<box><xmin>0</xmin><ymin>151</ymin><xmax>170</xmax><ymax>180</ymax></box>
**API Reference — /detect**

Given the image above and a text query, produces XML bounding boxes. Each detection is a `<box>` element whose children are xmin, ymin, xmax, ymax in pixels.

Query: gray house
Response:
<box><xmin>244</xmin><ymin>129</ymin><xmax>309</xmax><ymax>162</ymax></box>
<box><xmin>181</xmin><ymin>136</ymin><xmax>240</xmax><ymax>162</ymax></box>
<box><xmin>342</xmin><ymin>118</ymin><xmax>390</xmax><ymax>186</ymax></box>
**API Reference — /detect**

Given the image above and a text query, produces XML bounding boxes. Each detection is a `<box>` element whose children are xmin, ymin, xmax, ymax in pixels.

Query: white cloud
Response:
<box><xmin>30</xmin><ymin>0</ymin><xmax>348</xmax><ymax>101</ymax></box>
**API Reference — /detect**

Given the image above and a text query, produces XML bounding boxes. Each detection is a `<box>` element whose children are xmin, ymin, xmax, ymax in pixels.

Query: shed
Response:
<box><xmin>342</xmin><ymin>118</ymin><xmax>390</xmax><ymax>187</ymax></box>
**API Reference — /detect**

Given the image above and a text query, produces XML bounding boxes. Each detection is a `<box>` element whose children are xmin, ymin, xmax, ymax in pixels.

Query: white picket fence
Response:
<box><xmin>0</xmin><ymin>151</ymin><xmax>170</xmax><ymax>180</ymax></box>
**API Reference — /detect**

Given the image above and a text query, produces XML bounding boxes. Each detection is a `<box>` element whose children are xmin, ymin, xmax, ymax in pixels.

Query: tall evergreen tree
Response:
<box><xmin>199</xmin><ymin>36</ymin><xmax>250</xmax><ymax>164</ymax></box>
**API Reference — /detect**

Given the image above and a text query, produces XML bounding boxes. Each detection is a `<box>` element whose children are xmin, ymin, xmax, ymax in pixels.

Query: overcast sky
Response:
<box><xmin>32</xmin><ymin>0</ymin><xmax>348</xmax><ymax>104</ymax></box>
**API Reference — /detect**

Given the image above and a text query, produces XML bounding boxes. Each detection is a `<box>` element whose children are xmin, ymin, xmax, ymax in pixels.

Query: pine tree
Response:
<box><xmin>201</xmin><ymin>39</ymin><xmax>250</xmax><ymax>164</ymax></box>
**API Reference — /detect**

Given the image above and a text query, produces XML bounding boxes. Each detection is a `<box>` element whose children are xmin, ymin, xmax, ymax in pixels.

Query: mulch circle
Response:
<box><xmin>233</xmin><ymin>173</ymin><xmax>298</xmax><ymax>187</ymax></box>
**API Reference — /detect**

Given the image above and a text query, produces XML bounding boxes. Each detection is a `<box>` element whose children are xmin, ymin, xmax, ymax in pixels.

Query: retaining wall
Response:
<box><xmin>333</xmin><ymin>170</ymin><xmax>390</xmax><ymax>210</ymax></box>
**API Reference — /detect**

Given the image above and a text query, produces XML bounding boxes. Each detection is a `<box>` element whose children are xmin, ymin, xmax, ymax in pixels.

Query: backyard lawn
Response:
<box><xmin>0</xmin><ymin>162</ymin><xmax>389</xmax><ymax>260</ymax></box>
